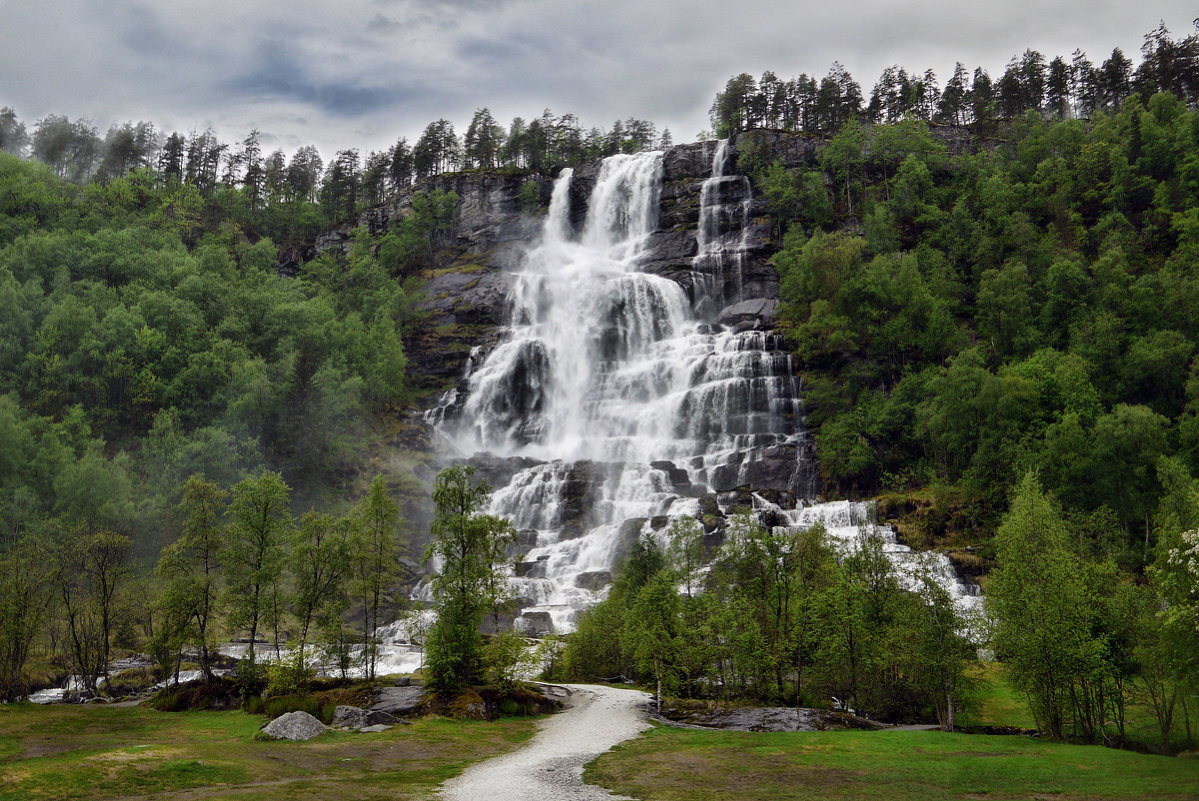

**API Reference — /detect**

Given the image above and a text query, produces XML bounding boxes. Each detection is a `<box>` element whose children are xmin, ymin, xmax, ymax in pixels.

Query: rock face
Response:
<box><xmin>331</xmin><ymin>704</ymin><xmax>406</xmax><ymax>730</ymax></box>
<box><xmin>260</xmin><ymin>710</ymin><xmax>328</xmax><ymax>741</ymax></box>
<box><xmin>717</xmin><ymin>298</ymin><xmax>779</xmax><ymax>329</ymax></box>
<box><xmin>370</xmin><ymin>685</ymin><xmax>426</xmax><ymax>717</ymax></box>
<box><xmin>659</xmin><ymin>704</ymin><xmax>885</xmax><ymax>733</ymax></box>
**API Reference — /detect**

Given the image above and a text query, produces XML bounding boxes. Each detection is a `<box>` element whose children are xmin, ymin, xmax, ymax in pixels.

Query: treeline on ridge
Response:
<box><xmin>709</xmin><ymin>21</ymin><xmax>1199</xmax><ymax>135</ymax></box>
<box><xmin>0</xmin><ymin>105</ymin><xmax>666</xmax><ymax>240</ymax></box>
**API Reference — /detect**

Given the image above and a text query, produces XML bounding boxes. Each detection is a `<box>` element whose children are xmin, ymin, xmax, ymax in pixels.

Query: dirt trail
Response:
<box><xmin>439</xmin><ymin>684</ymin><xmax>652</xmax><ymax>801</ymax></box>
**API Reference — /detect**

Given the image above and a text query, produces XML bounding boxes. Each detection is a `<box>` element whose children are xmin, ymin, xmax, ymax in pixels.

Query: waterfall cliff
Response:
<box><xmin>420</xmin><ymin>144</ymin><xmax>976</xmax><ymax>634</ymax></box>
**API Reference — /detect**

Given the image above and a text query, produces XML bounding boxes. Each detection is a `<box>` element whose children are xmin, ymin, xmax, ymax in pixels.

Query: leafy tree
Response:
<box><xmin>156</xmin><ymin>475</ymin><xmax>227</xmax><ymax>681</ymax></box>
<box><xmin>291</xmin><ymin>511</ymin><xmax>351</xmax><ymax>672</ymax></box>
<box><xmin>988</xmin><ymin>474</ymin><xmax>1095</xmax><ymax>739</ymax></box>
<box><xmin>350</xmin><ymin>475</ymin><xmax>405</xmax><ymax>679</ymax></box>
<box><xmin>54</xmin><ymin>527</ymin><xmax>132</xmax><ymax>691</ymax></box>
<box><xmin>423</xmin><ymin>465</ymin><xmax>516</xmax><ymax>693</ymax></box>
<box><xmin>221</xmin><ymin>471</ymin><xmax>291</xmax><ymax>663</ymax></box>
<box><xmin>0</xmin><ymin>537</ymin><xmax>55</xmax><ymax>700</ymax></box>
<box><xmin>0</xmin><ymin>107</ymin><xmax>28</xmax><ymax>156</ymax></box>
<box><xmin>626</xmin><ymin>569</ymin><xmax>682</xmax><ymax>708</ymax></box>
<box><xmin>463</xmin><ymin>108</ymin><xmax>504</xmax><ymax>169</ymax></box>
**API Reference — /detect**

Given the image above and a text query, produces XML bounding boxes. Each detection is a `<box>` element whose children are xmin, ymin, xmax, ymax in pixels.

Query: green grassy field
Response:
<box><xmin>586</xmin><ymin>725</ymin><xmax>1199</xmax><ymax>801</ymax></box>
<box><xmin>0</xmin><ymin>703</ymin><xmax>539</xmax><ymax>801</ymax></box>
<box><xmin>971</xmin><ymin>662</ymin><xmax>1038</xmax><ymax>729</ymax></box>
<box><xmin>4</xmin><ymin>672</ymin><xmax>1196</xmax><ymax>801</ymax></box>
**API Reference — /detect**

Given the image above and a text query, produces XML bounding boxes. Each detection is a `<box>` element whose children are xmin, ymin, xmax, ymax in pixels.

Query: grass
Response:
<box><xmin>586</xmin><ymin>725</ymin><xmax>1199</xmax><ymax>801</ymax></box>
<box><xmin>0</xmin><ymin>702</ymin><xmax>540</xmax><ymax>801</ymax></box>
<box><xmin>971</xmin><ymin>662</ymin><xmax>1037</xmax><ymax>730</ymax></box>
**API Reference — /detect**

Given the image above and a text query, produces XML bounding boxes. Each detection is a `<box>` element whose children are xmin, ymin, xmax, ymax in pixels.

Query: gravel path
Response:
<box><xmin>439</xmin><ymin>684</ymin><xmax>652</xmax><ymax>801</ymax></box>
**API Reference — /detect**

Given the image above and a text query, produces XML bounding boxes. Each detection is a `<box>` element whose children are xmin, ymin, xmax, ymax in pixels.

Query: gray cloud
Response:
<box><xmin>1</xmin><ymin>0</ymin><xmax>1195</xmax><ymax>159</ymax></box>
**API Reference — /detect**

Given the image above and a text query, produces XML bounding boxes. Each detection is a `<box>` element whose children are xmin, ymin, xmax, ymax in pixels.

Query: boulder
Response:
<box><xmin>330</xmin><ymin>705</ymin><xmax>368</xmax><ymax>729</ymax></box>
<box><xmin>717</xmin><ymin>298</ymin><xmax>779</xmax><ymax>329</ymax></box>
<box><xmin>334</xmin><ymin>703</ymin><xmax>409</xmax><ymax>730</ymax></box>
<box><xmin>370</xmin><ymin>685</ymin><xmax>426</xmax><ymax>717</ymax></box>
<box><xmin>650</xmin><ymin>460</ymin><xmax>693</xmax><ymax>493</ymax></box>
<box><xmin>515</xmin><ymin>611</ymin><xmax>554</xmax><ymax>636</ymax></box>
<box><xmin>260</xmin><ymin>710</ymin><xmax>328</xmax><ymax>741</ymax></box>
<box><xmin>575</xmin><ymin>570</ymin><xmax>612</xmax><ymax>591</ymax></box>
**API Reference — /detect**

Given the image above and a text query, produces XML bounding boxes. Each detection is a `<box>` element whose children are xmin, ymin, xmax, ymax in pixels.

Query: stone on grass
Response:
<box><xmin>260</xmin><ymin>710</ymin><xmax>328</xmax><ymax>741</ymax></box>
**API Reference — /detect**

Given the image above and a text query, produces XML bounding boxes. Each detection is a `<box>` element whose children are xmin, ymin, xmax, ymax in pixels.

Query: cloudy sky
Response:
<box><xmin>1</xmin><ymin>1</ymin><xmax>1195</xmax><ymax>159</ymax></box>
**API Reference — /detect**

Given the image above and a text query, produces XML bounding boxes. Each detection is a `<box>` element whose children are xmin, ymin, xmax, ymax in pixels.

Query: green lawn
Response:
<box><xmin>0</xmin><ymin>703</ymin><xmax>539</xmax><ymax>801</ymax></box>
<box><xmin>587</xmin><ymin>725</ymin><xmax>1199</xmax><ymax>801</ymax></box>
<box><xmin>971</xmin><ymin>662</ymin><xmax>1037</xmax><ymax>729</ymax></box>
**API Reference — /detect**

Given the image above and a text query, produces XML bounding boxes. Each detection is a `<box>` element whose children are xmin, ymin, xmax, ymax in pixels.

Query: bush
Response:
<box><xmin>231</xmin><ymin>657</ymin><xmax>267</xmax><ymax>701</ymax></box>
<box><xmin>147</xmin><ymin>676</ymin><xmax>239</xmax><ymax>711</ymax></box>
<box><xmin>265</xmin><ymin>652</ymin><xmax>314</xmax><ymax>697</ymax></box>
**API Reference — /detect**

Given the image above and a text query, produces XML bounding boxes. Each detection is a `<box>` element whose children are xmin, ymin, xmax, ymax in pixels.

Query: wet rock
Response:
<box><xmin>642</xmin><ymin>229</ymin><xmax>697</xmax><ymax>262</ymax></box>
<box><xmin>515</xmin><ymin>611</ymin><xmax>554</xmax><ymax>636</ymax></box>
<box><xmin>574</xmin><ymin>570</ymin><xmax>612</xmax><ymax>591</ymax></box>
<box><xmin>662</xmin><ymin>141</ymin><xmax>722</xmax><ymax>183</ymax></box>
<box><xmin>466</xmin><ymin>454</ymin><xmax>545</xmax><ymax>489</ymax></box>
<box><xmin>370</xmin><ymin>685</ymin><xmax>426</xmax><ymax>717</ymax></box>
<box><xmin>717</xmin><ymin>298</ymin><xmax>779</xmax><ymax>329</ymax></box>
<box><xmin>610</xmin><ymin>518</ymin><xmax>648</xmax><ymax>564</ymax></box>
<box><xmin>728</xmin><ymin>131</ymin><xmax>821</xmax><ymax>170</ymax></box>
<box><xmin>650</xmin><ymin>460</ymin><xmax>693</xmax><ymax>493</ymax></box>
<box><xmin>515</xmin><ymin>555</ymin><xmax>550</xmax><ymax>578</ymax></box>
<box><xmin>260</xmin><ymin>711</ymin><xmax>328</xmax><ymax>741</ymax></box>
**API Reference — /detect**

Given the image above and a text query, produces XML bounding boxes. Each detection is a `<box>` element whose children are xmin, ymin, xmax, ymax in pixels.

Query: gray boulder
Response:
<box><xmin>717</xmin><ymin>298</ymin><xmax>779</xmax><ymax>328</ymax></box>
<box><xmin>260</xmin><ymin>710</ymin><xmax>328</xmax><ymax>741</ymax></box>
<box><xmin>330</xmin><ymin>705</ymin><xmax>368</xmax><ymax>729</ymax></box>
<box><xmin>370</xmin><ymin>685</ymin><xmax>426</xmax><ymax>716</ymax></box>
<box><xmin>332</xmin><ymin>704</ymin><xmax>409</xmax><ymax>730</ymax></box>
<box><xmin>515</xmin><ymin>611</ymin><xmax>554</xmax><ymax>636</ymax></box>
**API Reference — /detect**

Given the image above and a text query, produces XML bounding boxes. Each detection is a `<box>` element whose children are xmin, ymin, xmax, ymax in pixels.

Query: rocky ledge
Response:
<box><xmin>658</xmin><ymin>702</ymin><xmax>885</xmax><ymax>733</ymax></box>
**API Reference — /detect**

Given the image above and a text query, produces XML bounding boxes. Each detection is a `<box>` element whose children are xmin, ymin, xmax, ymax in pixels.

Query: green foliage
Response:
<box><xmin>987</xmin><ymin>474</ymin><xmax>1125</xmax><ymax>741</ymax></box>
<box><xmin>291</xmin><ymin>511</ymin><xmax>351</xmax><ymax>672</ymax></box>
<box><xmin>264</xmin><ymin>650</ymin><xmax>315</xmax><ymax>697</ymax></box>
<box><xmin>221</xmin><ymin>472</ymin><xmax>291</xmax><ymax>662</ymax></box>
<box><xmin>517</xmin><ymin>180</ymin><xmax>540</xmax><ymax>214</ymax></box>
<box><xmin>0</xmin><ymin>537</ymin><xmax>55</xmax><ymax>700</ymax></box>
<box><xmin>765</xmin><ymin>97</ymin><xmax>1199</xmax><ymax>561</ymax></box>
<box><xmin>482</xmin><ymin>630</ymin><xmax>536</xmax><ymax>692</ymax></box>
<box><xmin>349</xmin><ymin>475</ymin><xmax>405</xmax><ymax>679</ymax></box>
<box><xmin>562</xmin><ymin>514</ymin><xmax>978</xmax><ymax>722</ymax></box>
<box><xmin>423</xmin><ymin>465</ymin><xmax>517</xmax><ymax>694</ymax></box>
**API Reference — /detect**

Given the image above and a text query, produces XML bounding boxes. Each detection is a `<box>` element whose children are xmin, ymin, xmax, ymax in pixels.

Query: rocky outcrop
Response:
<box><xmin>717</xmin><ymin>298</ymin><xmax>779</xmax><ymax>329</ymax></box>
<box><xmin>659</xmin><ymin>703</ymin><xmax>885</xmax><ymax>732</ymax></box>
<box><xmin>370</xmin><ymin>685</ymin><xmax>426</xmax><ymax>717</ymax></box>
<box><xmin>331</xmin><ymin>704</ymin><xmax>407</xmax><ymax>730</ymax></box>
<box><xmin>514</xmin><ymin>611</ymin><xmax>554</xmax><ymax>636</ymax></box>
<box><xmin>259</xmin><ymin>710</ymin><xmax>328</xmax><ymax>741</ymax></box>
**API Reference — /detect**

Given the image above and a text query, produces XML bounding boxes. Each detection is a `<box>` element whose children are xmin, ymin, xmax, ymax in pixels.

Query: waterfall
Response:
<box><xmin>691</xmin><ymin>139</ymin><xmax>754</xmax><ymax>317</ymax></box>
<box><xmin>420</xmin><ymin>146</ymin><xmax>975</xmax><ymax>635</ymax></box>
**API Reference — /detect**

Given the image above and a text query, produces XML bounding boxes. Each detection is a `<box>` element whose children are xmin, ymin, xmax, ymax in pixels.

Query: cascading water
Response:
<box><xmin>691</xmin><ymin>139</ymin><xmax>754</xmax><ymax>316</ymax></box>
<box><xmin>417</xmin><ymin>144</ymin><xmax>977</xmax><ymax>635</ymax></box>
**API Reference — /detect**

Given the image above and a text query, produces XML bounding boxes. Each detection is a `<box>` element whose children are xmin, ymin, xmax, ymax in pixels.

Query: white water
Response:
<box><xmin>691</xmin><ymin>139</ymin><xmax>754</xmax><ymax>315</ymax></box>
<box><xmin>426</xmin><ymin>145</ymin><xmax>975</xmax><ymax>633</ymax></box>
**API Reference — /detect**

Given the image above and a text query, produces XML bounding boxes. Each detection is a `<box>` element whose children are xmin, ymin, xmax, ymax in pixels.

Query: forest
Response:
<box><xmin>0</xmin><ymin>20</ymin><xmax>1197</xmax><ymax>755</ymax></box>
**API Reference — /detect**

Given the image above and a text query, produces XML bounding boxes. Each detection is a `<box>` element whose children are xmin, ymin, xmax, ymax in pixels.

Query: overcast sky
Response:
<box><xmin>1</xmin><ymin>1</ymin><xmax>1196</xmax><ymax>159</ymax></box>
